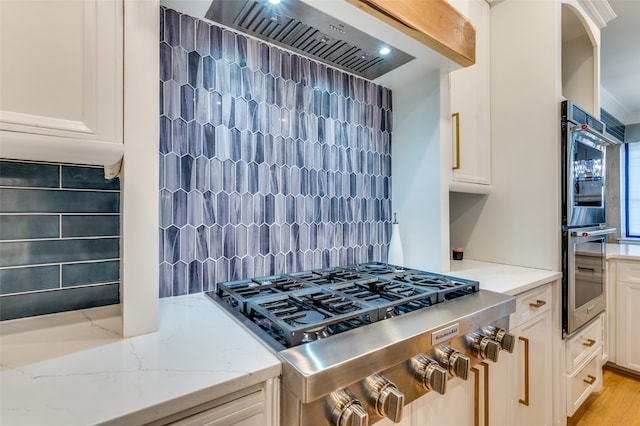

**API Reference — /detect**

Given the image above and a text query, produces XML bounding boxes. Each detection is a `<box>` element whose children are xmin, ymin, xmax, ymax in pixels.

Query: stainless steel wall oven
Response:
<box><xmin>561</xmin><ymin>101</ymin><xmax>617</xmax><ymax>337</ymax></box>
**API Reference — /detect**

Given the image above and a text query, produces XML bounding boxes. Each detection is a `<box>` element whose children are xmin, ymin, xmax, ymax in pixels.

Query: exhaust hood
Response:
<box><xmin>204</xmin><ymin>0</ymin><xmax>415</xmax><ymax>80</ymax></box>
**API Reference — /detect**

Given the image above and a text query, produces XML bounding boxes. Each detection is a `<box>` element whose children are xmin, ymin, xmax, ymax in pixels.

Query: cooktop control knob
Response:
<box><xmin>484</xmin><ymin>326</ymin><xmax>516</xmax><ymax>353</ymax></box>
<box><xmin>411</xmin><ymin>354</ymin><xmax>448</xmax><ymax>394</ymax></box>
<box><xmin>366</xmin><ymin>374</ymin><xmax>404</xmax><ymax>423</ymax></box>
<box><xmin>469</xmin><ymin>332</ymin><xmax>500</xmax><ymax>362</ymax></box>
<box><xmin>437</xmin><ymin>345</ymin><xmax>471</xmax><ymax>380</ymax></box>
<box><xmin>331</xmin><ymin>389</ymin><xmax>369</xmax><ymax>426</ymax></box>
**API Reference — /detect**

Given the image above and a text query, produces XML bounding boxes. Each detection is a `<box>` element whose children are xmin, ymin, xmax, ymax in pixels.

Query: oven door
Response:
<box><xmin>565</xmin><ymin>228</ymin><xmax>613</xmax><ymax>336</ymax></box>
<box><xmin>566</xmin><ymin>127</ymin><xmax>607</xmax><ymax>227</ymax></box>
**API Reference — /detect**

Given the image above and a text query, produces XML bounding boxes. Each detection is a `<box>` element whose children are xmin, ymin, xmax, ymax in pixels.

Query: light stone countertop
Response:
<box><xmin>607</xmin><ymin>243</ymin><xmax>640</xmax><ymax>260</ymax></box>
<box><xmin>447</xmin><ymin>259</ymin><xmax>562</xmax><ymax>296</ymax></box>
<box><xmin>0</xmin><ymin>293</ymin><xmax>281</xmax><ymax>426</ymax></box>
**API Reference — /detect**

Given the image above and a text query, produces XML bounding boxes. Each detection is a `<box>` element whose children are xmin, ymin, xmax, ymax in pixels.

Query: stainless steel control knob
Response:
<box><xmin>411</xmin><ymin>354</ymin><xmax>448</xmax><ymax>394</ymax></box>
<box><xmin>437</xmin><ymin>345</ymin><xmax>471</xmax><ymax>380</ymax></box>
<box><xmin>366</xmin><ymin>374</ymin><xmax>404</xmax><ymax>423</ymax></box>
<box><xmin>331</xmin><ymin>389</ymin><xmax>369</xmax><ymax>426</ymax></box>
<box><xmin>470</xmin><ymin>332</ymin><xmax>500</xmax><ymax>362</ymax></box>
<box><xmin>484</xmin><ymin>326</ymin><xmax>516</xmax><ymax>353</ymax></box>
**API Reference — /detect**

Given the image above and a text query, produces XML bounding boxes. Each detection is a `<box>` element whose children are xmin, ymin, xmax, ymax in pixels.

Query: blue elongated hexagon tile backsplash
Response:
<box><xmin>159</xmin><ymin>7</ymin><xmax>393</xmax><ymax>297</ymax></box>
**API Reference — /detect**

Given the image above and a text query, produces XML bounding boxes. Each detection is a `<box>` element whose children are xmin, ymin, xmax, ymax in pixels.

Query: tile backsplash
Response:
<box><xmin>159</xmin><ymin>7</ymin><xmax>393</xmax><ymax>297</ymax></box>
<box><xmin>0</xmin><ymin>160</ymin><xmax>120</xmax><ymax>321</ymax></box>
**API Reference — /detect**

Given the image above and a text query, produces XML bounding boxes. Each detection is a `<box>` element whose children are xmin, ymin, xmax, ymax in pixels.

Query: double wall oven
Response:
<box><xmin>561</xmin><ymin>101</ymin><xmax>617</xmax><ymax>337</ymax></box>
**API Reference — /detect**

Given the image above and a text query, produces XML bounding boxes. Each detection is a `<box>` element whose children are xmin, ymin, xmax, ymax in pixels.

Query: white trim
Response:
<box><xmin>577</xmin><ymin>0</ymin><xmax>616</xmax><ymax>29</ymax></box>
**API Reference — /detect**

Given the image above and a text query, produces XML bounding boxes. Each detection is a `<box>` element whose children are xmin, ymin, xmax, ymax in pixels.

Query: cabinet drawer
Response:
<box><xmin>566</xmin><ymin>351</ymin><xmax>601</xmax><ymax>417</ymax></box>
<box><xmin>511</xmin><ymin>284</ymin><xmax>552</xmax><ymax>328</ymax></box>
<box><xmin>566</xmin><ymin>314</ymin><xmax>603</xmax><ymax>372</ymax></box>
<box><xmin>617</xmin><ymin>262</ymin><xmax>640</xmax><ymax>284</ymax></box>
<box><xmin>168</xmin><ymin>390</ymin><xmax>265</xmax><ymax>426</ymax></box>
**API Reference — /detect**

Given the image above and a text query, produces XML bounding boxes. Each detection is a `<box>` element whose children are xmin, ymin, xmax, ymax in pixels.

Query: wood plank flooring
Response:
<box><xmin>568</xmin><ymin>367</ymin><xmax>640</xmax><ymax>426</ymax></box>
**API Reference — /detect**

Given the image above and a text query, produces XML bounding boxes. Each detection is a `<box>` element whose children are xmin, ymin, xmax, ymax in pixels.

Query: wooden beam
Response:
<box><xmin>345</xmin><ymin>0</ymin><xmax>476</xmax><ymax>67</ymax></box>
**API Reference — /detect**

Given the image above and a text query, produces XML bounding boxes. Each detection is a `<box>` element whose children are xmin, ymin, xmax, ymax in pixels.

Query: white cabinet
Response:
<box><xmin>507</xmin><ymin>283</ymin><xmax>554</xmax><ymax>426</ymax></box>
<box><xmin>0</xmin><ymin>0</ymin><xmax>123</xmax><ymax>166</ymax></box>
<box><xmin>564</xmin><ymin>313</ymin><xmax>604</xmax><ymax>417</ymax></box>
<box><xmin>159</xmin><ymin>379</ymin><xmax>279</xmax><ymax>426</ymax></box>
<box><xmin>613</xmin><ymin>260</ymin><xmax>640</xmax><ymax>373</ymax></box>
<box><xmin>448</xmin><ymin>0</ymin><xmax>491</xmax><ymax>194</ymax></box>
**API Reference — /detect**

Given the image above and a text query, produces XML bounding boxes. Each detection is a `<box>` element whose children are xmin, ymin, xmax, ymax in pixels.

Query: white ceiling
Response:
<box><xmin>601</xmin><ymin>0</ymin><xmax>640</xmax><ymax>124</ymax></box>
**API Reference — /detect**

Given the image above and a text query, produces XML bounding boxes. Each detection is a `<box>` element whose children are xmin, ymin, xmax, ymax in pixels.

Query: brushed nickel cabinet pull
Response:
<box><xmin>519</xmin><ymin>336</ymin><xmax>530</xmax><ymax>406</ymax></box>
<box><xmin>452</xmin><ymin>112</ymin><xmax>460</xmax><ymax>170</ymax></box>
<box><xmin>529</xmin><ymin>300</ymin><xmax>546</xmax><ymax>308</ymax></box>
<box><xmin>583</xmin><ymin>374</ymin><xmax>596</xmax><ymax>385</ymax></box>
<box><xmin>583</xmin><ymin>339</ymin><xmax>596</xmax><ymax>347</ymax></box>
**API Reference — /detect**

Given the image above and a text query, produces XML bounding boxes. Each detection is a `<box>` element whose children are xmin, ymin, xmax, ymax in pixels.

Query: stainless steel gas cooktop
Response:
<box><xmin>206</xmin><ymin>262</ymin><xmax>515</xmax><ymax>426</ymax></box>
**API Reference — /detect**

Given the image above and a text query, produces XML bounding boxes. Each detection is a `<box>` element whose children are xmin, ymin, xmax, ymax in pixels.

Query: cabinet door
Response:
<box><xmin>411</xmin><ymin>376</ymin><xmax>473</xmax><ymax>425</ymax></box>
<box><xmin>617</xmin><ymin>280</ymin><xmax>640</xmax><ymax>373</ymax></box>
<box><xmin>448</xmin><ymin>0</ymin><xmax>491</xmax><ymax>192</ymax></box>
<box><xmin>511</xmin><ymin>312</ymin><xmax>553</xmax><ymax>426</ymax></box>
<box><xmin>0</xmin><ymin>0</ymin><xmax>123</xmax><ymax>166</ymax></box>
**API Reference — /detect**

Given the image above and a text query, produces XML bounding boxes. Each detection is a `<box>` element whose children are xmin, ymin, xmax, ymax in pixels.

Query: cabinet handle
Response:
<box><xmin>472</xmin><ymin>362</ymin><xmax>490</xmax><ymax>426</ymax></box>
<box><xmin>452</xmin><ymin>112</ymin><xmax>461</xmax><ymax>170</ymax></box>
<box><xmin>583</xmin><ymin>374</ymin><xmax>596</xmax><ymax>385</ymax></box>
<box><xmin>529</xmin><ymin>300</ymin><xmax>546</xmax><ymax>308</ymax></box>
<box><xmin>519</xmin><ymin>336</ymin><xmax>530</xmax><ymax>406</ymax></box>
<box><xmin>583</xmin><ymin>339</ymin><xmax>596</xmax><ymax>347</ymax></box>
<box><xmin>577</xmin><ymin>266</ymin><xmax>595</xmax><ymax>272</ymax></box>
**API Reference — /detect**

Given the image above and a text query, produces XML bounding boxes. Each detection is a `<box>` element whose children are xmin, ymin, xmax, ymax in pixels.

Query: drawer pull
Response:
<box><xmin>583</xmin><ymin>339</ymin><xmax>596</xmax><ymax>347</ymax></box>
<box><xmin>529</xmin><ymin>300</ymin><xmax>547</xmax><ymax>308</ymax></box>
<box><xmin>583</xmin><ymin>375</ymin><xmax>596</xmax><ymax>385</ymax></box>
<box><xmin>518</xmin><ymin>336</ymin><xmax>530</xmax><ymax>406</ymax></box>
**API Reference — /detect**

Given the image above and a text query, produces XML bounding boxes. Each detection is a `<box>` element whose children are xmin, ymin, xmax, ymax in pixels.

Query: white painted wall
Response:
<box><xmin>390</xmin><ymin>71</ymin><xmax>448</xmax><ymax>272</ymax></box>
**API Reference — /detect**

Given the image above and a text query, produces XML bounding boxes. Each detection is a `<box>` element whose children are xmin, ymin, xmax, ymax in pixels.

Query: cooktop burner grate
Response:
<box><xmin>207</xmin><ymin>263</ymin><xmax>480</xmax><ymax>348</ymax></box>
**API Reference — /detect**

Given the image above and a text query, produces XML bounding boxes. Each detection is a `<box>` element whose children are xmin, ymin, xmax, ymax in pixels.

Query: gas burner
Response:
<box><xmin>295</xmin><ymin>268</ymin><xmax>365</xmax><ymax>285</ymax></box>
<box><xmin>341</xmin><ymin>262</ymin><xmax>410</xmax><ymax>276</ymax></box>
<box><xmin>301</xmin><ymin>326</ymin><xmax>331</xmax><ymax>343</ymax></box>
<box><xmin>290</xmin><ymin>310</ymin><xmax>325</xmax><ymax>325</ymax></box>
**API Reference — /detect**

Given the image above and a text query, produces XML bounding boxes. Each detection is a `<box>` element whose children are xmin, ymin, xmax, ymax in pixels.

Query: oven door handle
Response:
<box><xmin>571</xmin><ymin>228</ymin><xmax>616</xmax><ymax>238</ymax></box>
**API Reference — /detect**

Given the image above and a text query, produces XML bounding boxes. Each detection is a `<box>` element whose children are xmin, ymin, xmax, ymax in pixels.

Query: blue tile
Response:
<box><xmin>172</xmin><ymin>261</ymin><xmax>188</xmax><ymax>296</ymax></box>
<box><xmin>0</xmin><ymin>161</ymin><xmax>59</xmax><ymax>188</ymax></box>
<box><xmin>235</xmin><ymin>225</ymin><xmax>247</xmax><ymax>257</ymax></box>
<box><xmin>173</xmin><ymin>190</ymin><xmax>188</xmax><ymax>227</ymax></box>
<box><xmin>203</xmin><ymin>259</ymin><xmax>216</xmax><ymax>292</ymax></box>
<box><xmin>202</xmin><ymin>56</ymin><xmax>216</xmax><ymax>90</ymax></box>
<box><xmin>230</xmin><ymin>63</ymin><xmax>242</xmax><ymax>98</ymax></box>
<box><xmin>160</xmin><ymin>189</ymin><xmax>173</xmax><ymax>228</ymax></box>
<box><xmin>62</xmin><ymin>260</ymin><xmax>119</xmax><ymax>287</ymax></box>
<box><xmin>229</xmin><ymin>192</ymin><xmax>241</xmax><ymax>226</ymax></box>
<box><xmin>164</xmin><ymin>226</ymin><xmax>180</xmax><ymax>263</ymax></box>
<box><xmin>180</xmin><ymin>14</ymin><xmax>195</xmax><ymax>51</ymax></box>
<box><xmin>188</xmin><ymin>260</ymin><xmax>203</xmax><ymax>293</ymax></box>
<box><xmin>172</xmin><ymin>118</ymin><xmax>188</xmax><ymax>155</ymax></box>
<box><xmin>195</xmin><ymin>225</ymin><xmax>209</xmax><ymax>261</ymax></box>
<box><xmin>195</xmin><ymin>156</ymin><xmax>209</xmax><ymax>193</ymax></box>
<box><xmin>188</xmin><ymin>191</ymin><xmax>203</xmax><ymax>226</ymax></box>
<box><xmin>188</xmin><ymin>51</ymin><xmax>201</xmax><ymax>87</ymax></box>
<box><xmin>164</xmin><ymin>80</ymin><xmax>180</xmax><ymax>120</ymax></box>
<box><xmin>180</xmin><ymin>84</ymin><xmax>195</xmax><ymax>121</ymax></box>
<box><xmin>0</xmin><ymin>284</ymin><xmax>119</xmax><ymax>321</ymax></box>
<box><xmin>0</xmin><ymin>189</ymin><xmax>119</xmax><ymax>213</ymax></box>
<box><xmin>223</xmin><ymin>224</ymin><xmax>235</xmax><ymax>259</ymax></box>
<box><xmin>0</xmin><ymin>238</ymin><xmax>119</xmax><ymax>267</ymax></box>
<box><xmin>210</xmin><ymin>25</ymin><xmax>222</xmax><ymax>59</ymax></box>
<box><xmin>180</xmin><ymin>225</ymin><xmax>195</xmax><ymax>262</ymax></box>
<box><xmin>209</xmin><ymin>158</ymin><xmax>223</xmax><ymax>192</ymax></box>
<box><xmin>164</xmin><ymin>153</ymin><xmax>180</xmax><ymax>192</ymax></box>
<box><xmin>159</xmin><ymin>262</ymin><xmax>172</xmax><ymax>297</ymax></box>
<box><xmin>62</xmin><ymin>215</ymin><xmax>119</xmax><ymax>237</ymax></box>
<box><xmin>196</xmin><ymin>20</ymin><xmax>210</xmax><ymax>55</ymax></box>
<box><xmin>160</xmin><ymin>115</ymin><xmax>172</xmax><ymax>154</ymax></box>
<box><xmin>203</xmin><ymin>123</ymin><xmax>216</xmax><ymax>159</ymax></box>
<box><xmin>180</xmin><ymin>155</ymin><xmax>195</xmax><ymax>191</ymax></box>
<box><xmin>0</xmin><ymin>215</ymin><xmax>59</xmax><ymax>240</ymax></box>
<box><xmin>203</xmin><ymin>191</ymin><xmax>216</xmax><ymax>226</ymax></box>
<box><xmin>160</xmin><ymin>7</ymin><xmax>165</xmax><ymax>42</ymax></box>
<box><xmin>0</xmin><ymin>265</ymin><xmax>60</xmax><ymax>295</ymax></box>
<box><xmin>209</xmin><ymin>225</ymin><xmax>223</xmax><ymax>258</ymax></box>
<box><xmin>160</xmin><ymin>42</ymin><xmax>172</xmax><ymax>82</ymax></box>
<box><xmin>165</xmin><ymin>8</ymin><xmax>180</xmax><ymax>47</ymax></box>
<box><xmin>216</xmin><ymin>192</ymin><xmax>229</xmax><ymax>226</ymax></box>
<box><xmin>187</xmin><ymin>120</ymin><xmax>204</xmax><ymax>157</ymax></box>
<box><xmin>172</xmin><ymin>45</ymin><xmax>188</xmax><ymax>85</ymax></box>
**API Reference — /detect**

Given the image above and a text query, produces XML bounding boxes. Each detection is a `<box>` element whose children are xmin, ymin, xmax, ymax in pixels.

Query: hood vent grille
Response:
<box><xmin>205</xmin><ymin>0</ymin><xmax>414</xmax><ymax>80</ymax></box>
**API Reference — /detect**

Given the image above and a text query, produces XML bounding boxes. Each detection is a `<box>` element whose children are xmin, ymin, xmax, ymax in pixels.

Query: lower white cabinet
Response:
<box><xmin>158</xmin><ymin>379</ymin><xmax>279</xmax><ymax>426</ymax></box>
<box><xmin>564</xmin><ymin>313</ymin><xmax>604</xmax><ymax>417</ymax></box>
<box><xmin>506</xmin><ymin>282</ymin><xmax>554</xmax><ymax>426</ymax></box>
<box><xmin>606</xmin><ymin>259</ymin><xmax>640</xmax><ymax>375</ymax></box>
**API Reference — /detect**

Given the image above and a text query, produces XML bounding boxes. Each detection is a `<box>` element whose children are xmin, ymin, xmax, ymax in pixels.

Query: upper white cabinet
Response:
<box><xmin>448</xmin><ymin>0</ymin><xmax>491</xmax><ymax>194</ymax></box>
<box><xmin>0</xmin><ymin>0</ymin><xmax>123</xmax><ymax>166</ymax></box>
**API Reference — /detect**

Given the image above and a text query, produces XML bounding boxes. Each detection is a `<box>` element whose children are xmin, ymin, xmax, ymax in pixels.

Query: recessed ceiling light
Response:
<box><xmin>268</xmin><ymin>0</ymin><xmax>281</xmax><ymax>4</ymax></box>
<box><xmin>379</xmin><ymin>47</ymin><xmax>391</xmax><ymax>56</ymax></box>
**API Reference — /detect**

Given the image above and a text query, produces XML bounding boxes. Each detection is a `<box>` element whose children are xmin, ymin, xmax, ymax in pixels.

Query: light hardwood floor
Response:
<box><xmin>567</xmin><ymin>367</ymin><xmax>640</xmax><ymax>426</ymax></box>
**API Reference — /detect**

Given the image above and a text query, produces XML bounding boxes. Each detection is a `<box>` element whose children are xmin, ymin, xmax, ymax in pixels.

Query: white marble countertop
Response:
<box><xmin>447</xmin><ymin>259</ymin><xmax>562</xmax><ymax>296</ymax></box>
<box><xmin>0</xmin><ymin>293</ymin><xmax>281</xmax><ymax>426</ymax></box>
<box><xmin>607</xmin><ymin>243</ymin><xmax>640</xmax><ymax>260</ymax></box>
